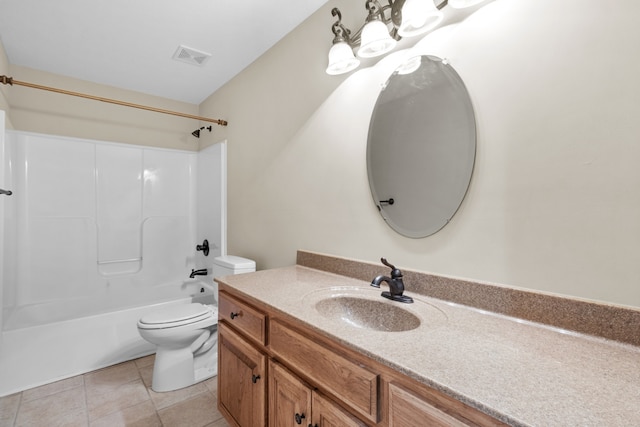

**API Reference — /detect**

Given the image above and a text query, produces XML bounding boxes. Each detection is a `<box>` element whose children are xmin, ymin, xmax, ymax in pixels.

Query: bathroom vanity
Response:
<box><xmin>216</xmin><ymin>251</ymin><xmax>640</xmax><ymax>426</ymax></box>
<box><xmin>217</xmin><ymin>289</ymin><xmax>500</xmax><ymax>426</ymax></box>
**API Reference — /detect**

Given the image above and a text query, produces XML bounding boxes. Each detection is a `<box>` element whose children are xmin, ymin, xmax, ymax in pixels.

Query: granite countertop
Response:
<box><xmin>217</xmin><ymin>265</ymin><xmax>640</xmax><ymax>427</ymax></box>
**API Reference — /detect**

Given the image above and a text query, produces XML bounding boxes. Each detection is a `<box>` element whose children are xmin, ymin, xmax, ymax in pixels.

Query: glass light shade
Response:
<box><xmin>358</xmin><ymin>20</ymin><xmax>397</xmax><ymax>58</ymax></box>
<box><xmin>448</xmin><ymin>0</ymin><xmax>487</xmax><ymax>8</ymax></box>
<box><xmin>398</xmin><ymin>0</ymin><xmax>443</xmax><ymax>37</ymax></box>
<box><xmin>326</xmin><ymin>41</ymin><xmax>360</xmax><ymax>75</ymax></box>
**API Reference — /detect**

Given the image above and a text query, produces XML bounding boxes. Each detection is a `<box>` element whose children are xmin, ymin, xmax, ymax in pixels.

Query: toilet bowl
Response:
<box><xmin>137</xmin><ymin>255</ymin><xmax>256</xmax><ymax>392</ymax></box>
<box><xmin>137</xmin><ymin>303</ymin><xmax>218</xmax><ymax>392</ymax></box>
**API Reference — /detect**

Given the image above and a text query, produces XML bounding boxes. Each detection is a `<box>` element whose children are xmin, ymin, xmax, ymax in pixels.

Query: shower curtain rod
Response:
<box><xmin>0</xmin><ymin>75</ymin><xmax>227</xmax><ymax>126</ymax></box>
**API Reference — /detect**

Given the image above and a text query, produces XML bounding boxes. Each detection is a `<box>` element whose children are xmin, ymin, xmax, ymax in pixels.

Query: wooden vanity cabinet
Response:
<box><xmin>269</xmin><ymin>359</ymin><xmax>366</xmax><ymax>427</ymax></box>
<box><xmin>218</xmin><ymin>287</ymin><xmax>505</xmax><ymax>427</ymax></box>
<box><xmin>218</xmin><ymin>322</ymin><xmax>267</xmax><ymax>427</ymax></box>
<box><xmin>218</xmin><ymin>292</ymin><xmax>268</xmax><ymax>427</ymax></box>
<box><xmin>268</xmin><ymin>360</ymin><xmax>311</xmax><ymax>427</ymax></box>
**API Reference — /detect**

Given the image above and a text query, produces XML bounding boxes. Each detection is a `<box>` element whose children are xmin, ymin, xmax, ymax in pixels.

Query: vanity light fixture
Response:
<box><xmin>326</xmin><ymin>0</ymin><xmax>443</xmax><ymax>75</ymax></box>
<box><xmin>396</xmin><ymin>0</ymin><xmax>444</xmax><ymax>37</ymax></box>
<box><xmin>358</xmin><ymin>1</ymin><xmax>398</xmax><ymax>58</ymax></box>
<box><xmin>326</xmin><ymin>0</ymin><xmax>489</xmax><ymax>75</ymax></box>
<box><xmin>326</xmin><ymin>8</ymin><xmax>361</xmax><ymax>75</ymax></box>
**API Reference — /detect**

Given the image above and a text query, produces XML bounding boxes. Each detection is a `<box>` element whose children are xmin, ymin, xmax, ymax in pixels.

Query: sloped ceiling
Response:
<box><xmin>0</xmin><ymin>0</ymin><xmax>330</xmax><ymax>104</ymax></box>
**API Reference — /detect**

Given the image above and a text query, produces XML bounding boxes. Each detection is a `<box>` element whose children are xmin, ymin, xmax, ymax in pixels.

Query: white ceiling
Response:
<box><xmin>0</xmin><ymin>0</ymin><xmax>330</xmax><ymax>104</ymax></box>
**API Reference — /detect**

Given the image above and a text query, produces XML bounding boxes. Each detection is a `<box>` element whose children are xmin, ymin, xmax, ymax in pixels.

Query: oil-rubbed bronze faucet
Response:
<box><xmin>370</xmin><ymin>258</ymin><xmax>414</xmax><ymax>303</ymax></box>
<box><xmin>189</xmin><ymin>268</ymin><xmax>208</xmax><ymax>279</ymax></box>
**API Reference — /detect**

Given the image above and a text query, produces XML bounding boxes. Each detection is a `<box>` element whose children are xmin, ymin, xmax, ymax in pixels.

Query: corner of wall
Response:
<box><xmin>0</xmin><ymin>37</ymin><xmax>13</xmax><ymax>127</ymax></box>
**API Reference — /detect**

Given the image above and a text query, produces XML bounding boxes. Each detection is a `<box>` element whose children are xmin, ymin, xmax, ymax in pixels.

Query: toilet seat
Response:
<box><xmin>138</xmin><ymin>303</ymin><xmax>216</xmax><ymax>330</ymax></box>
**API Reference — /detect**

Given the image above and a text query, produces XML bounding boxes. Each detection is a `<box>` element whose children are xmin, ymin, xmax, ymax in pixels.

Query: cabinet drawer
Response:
<box><xmin>219</xmin><ymin>291</ymin><xmax>266</xmax><ymax>345</ymax></box>
<box><xmin>389</xmin><ymin>383</ymin><xmax>469</xmax><ymax>427</ymax></box>
<box><xmin>269</xmin><ymin>319</ymin><xmax>379</xmax><ymax>424</ymax></box>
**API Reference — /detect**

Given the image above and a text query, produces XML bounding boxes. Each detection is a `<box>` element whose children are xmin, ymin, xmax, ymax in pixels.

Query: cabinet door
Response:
<box><xmin>311</xmin><ymin>392</ymin><xmax>367</xmax><ymax>427</ymax></box>
<box><xmin>389</xmin><ymin>383</ymin><xmax>469</xmax><ymax>427</ymax></box>
<box><xmin>269</xmin><ymin>361</ymin><xmax>312</xmax><ymax>427</ymax></box>
<box><xmin>218</xmin><ymin>323</ymin><xmax>267</xmax><ymax>427</ymax></box>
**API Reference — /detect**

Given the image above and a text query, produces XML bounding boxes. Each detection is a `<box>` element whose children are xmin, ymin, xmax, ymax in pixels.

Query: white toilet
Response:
<box><xmin>137</xmin><ymin>255</ymin><xmax>256</xmax><ymax>392</ymax></box>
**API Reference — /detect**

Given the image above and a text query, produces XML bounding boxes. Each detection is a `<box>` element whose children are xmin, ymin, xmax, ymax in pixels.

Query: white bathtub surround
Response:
<box><xmin>0</xmin><ymin>130</ymin><xmax>226</xmax><ymax>396</ymax></box>
<box><xmin>0</xmin><ymin>111</ymin><xmax>5</xmax><ymax>334</ymax></box>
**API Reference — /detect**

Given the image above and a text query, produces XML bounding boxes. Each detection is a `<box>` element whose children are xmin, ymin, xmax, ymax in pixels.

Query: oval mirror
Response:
<box><xmin>367</xmin><ymin>55</ymin><xmax>476</xmax><ymax>238</ymax></box>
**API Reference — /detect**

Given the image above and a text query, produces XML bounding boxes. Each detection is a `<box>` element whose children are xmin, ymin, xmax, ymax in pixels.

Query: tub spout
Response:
<box><xmin>189</xmin><ymin>268</ymin><xmax>208</xmax><ymax>279</ymax></box>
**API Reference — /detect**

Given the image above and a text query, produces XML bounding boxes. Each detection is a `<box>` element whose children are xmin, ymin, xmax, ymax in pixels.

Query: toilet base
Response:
<box><xmin>152</xmin><ymin>347</ymin><xmax>195</xmax><ymax>392</ymax></box>
<box><xmin>151</xmin><ymin>335</ymin><xmax>218</xmax><ymax>392</ymax></box>
<box><xmin>194</xmin><ymin>356</ymin><xmax>217</xmax><ymax>383</ymax></box>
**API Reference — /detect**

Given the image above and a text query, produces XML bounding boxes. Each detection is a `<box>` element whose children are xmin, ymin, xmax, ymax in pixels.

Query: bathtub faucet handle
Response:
<box><xmin>196</xmin><ymin>239</ymin><xmax>209</xmax><ymax>256</ymax></box>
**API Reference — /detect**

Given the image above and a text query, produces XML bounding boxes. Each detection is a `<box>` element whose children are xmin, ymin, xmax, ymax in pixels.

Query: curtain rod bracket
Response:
<box><xmin>0</xmin><ymin>75</ymin><xmax>227</xmax><ymax>126</ymax></box>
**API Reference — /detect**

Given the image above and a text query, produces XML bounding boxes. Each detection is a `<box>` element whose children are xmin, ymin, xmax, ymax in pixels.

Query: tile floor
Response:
<box><xmin>0</xmin><ymin>355</ymin><xmax>232</xmax><ymax>427</ymax></box>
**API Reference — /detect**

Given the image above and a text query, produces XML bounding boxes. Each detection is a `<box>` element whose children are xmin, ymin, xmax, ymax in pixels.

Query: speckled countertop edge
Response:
<box><xmin>217</xmin><ymin>257</ymin><xmax>640</xmax><ymax>426</ymax></box>
<box><xmin>296</xmin><ymin>250</ymin><xmax>640</xmax><ymax>347</ymax></box>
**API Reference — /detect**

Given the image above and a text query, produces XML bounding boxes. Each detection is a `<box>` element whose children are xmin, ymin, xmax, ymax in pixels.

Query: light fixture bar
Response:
<box><xmin>325</xmin><ymin>0</ymin><xmax>456</xmax><ymax>75</ymax></box>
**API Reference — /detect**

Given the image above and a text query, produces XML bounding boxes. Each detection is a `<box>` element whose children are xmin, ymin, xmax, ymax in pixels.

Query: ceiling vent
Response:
<box><xmin>172</xmin><ymin>45</ymin><xmax>212</xmax><ymax>67</ymax></box>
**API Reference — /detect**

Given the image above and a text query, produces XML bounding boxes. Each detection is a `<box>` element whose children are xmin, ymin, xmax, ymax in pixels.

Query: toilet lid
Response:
<box><xmin>138</xmin><ymin>303</ymin><xmax>214</xmax><ymax>328</ymax></box>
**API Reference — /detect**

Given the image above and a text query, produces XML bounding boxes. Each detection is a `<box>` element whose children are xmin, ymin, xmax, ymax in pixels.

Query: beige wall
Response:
<box><xmin>2</xmin><ymin>0</ymin><xmax>638</xmax><ymax>308</ymax></box>
<box><xmin>0</xmin><ymin>39</ymin><xmax>13</xmax><ymax>129</ymax></box>
<box><xmin>3</xmin><ymin>62</ymin><xmax>203</xmax><ymax>150</ymax></box>
<box><xmin>200</xmin><ymin>0</ymin><xmax>640</xmax><ymax>309</ymax></box>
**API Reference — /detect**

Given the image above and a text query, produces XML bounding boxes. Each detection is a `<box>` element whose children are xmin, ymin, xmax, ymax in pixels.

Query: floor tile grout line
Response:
<box><xmin>82</xmin><ymin>375</ymin><xmax>90</xmax><ymax>427</ymax></box>
<box><xmin>11</xmin><ymin>392</ymin><xmax>23</xmax><ymax>427</ymax></box>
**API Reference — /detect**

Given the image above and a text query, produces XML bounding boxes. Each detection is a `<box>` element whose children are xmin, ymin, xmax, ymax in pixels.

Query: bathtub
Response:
<box><xmin>0</xmin><ymin>131</ymin><xmax>227</xmax><ymax>397</ymax></box>
<box><xmin>0</xmin><ymin>280</ymin><xmax>217</xmax><ymax>397</ymax></box>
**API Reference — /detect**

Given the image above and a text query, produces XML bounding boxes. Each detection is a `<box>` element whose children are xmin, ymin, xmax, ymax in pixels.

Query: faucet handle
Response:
<box><xmin>380</xmin><ymin>258</ymin><xmax>402</xmax><ymax>279</ymax></box>
<box><xmin>196</xmin><ymin>239</ymin><xmax>210</xmax><ymax>256</ymax></box>
<box><xmin>380</xmin><ymin>258</ymin><xmax>395</xmax><ymax>269</ymax></box>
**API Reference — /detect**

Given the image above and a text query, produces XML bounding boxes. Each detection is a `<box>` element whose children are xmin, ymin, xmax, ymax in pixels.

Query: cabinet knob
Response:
<box><xmin>294</xmin><ymin>413</ymin><xmax>306</xmax><ymax>424</ymax></box>
<box><xmin>230</xmin><ymin>312</ymin><xmax>239</xmax><ymax>319</ymax></box>
<box><xmin>252</xmin><ymin>374</ymin><xmax>261</xmax><ymax>384</ymax></box>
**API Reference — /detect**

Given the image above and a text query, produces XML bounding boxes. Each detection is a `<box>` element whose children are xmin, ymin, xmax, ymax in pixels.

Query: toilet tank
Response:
<box><xmin>212</xmin><ymin>255</ymin><xmax>256</xmax><ymax>278</ymax></box>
